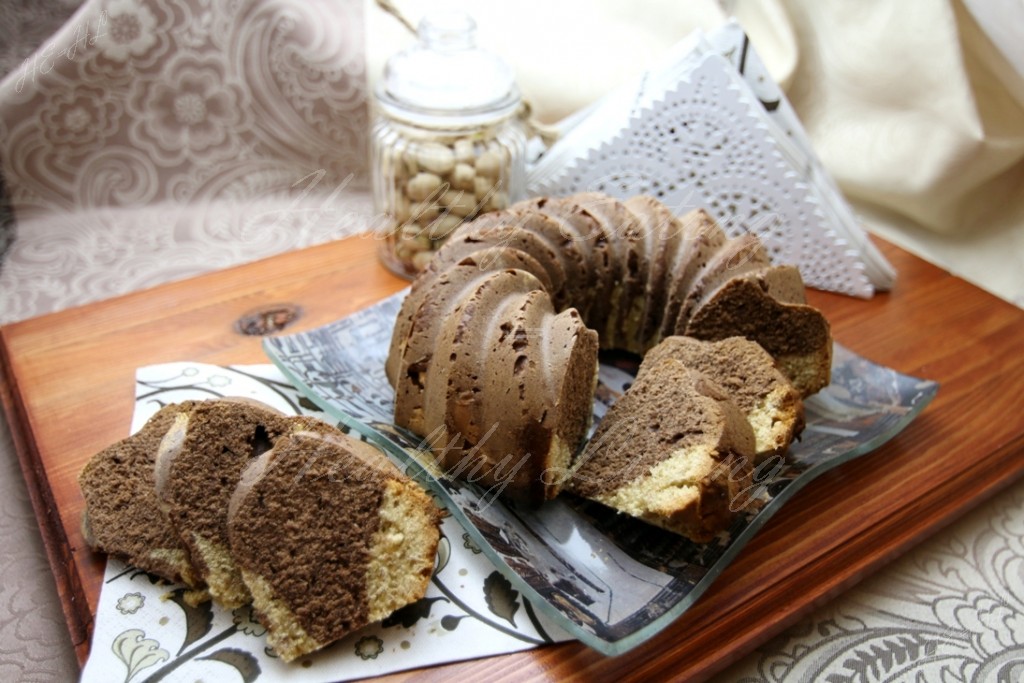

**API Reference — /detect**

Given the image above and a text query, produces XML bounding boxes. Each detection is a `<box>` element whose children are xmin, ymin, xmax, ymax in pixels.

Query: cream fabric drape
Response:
<box><xmin>766</xmin><ymin>0</ymin><xmax>1024</xmax><ymax>237</ymax></box>
<box><xmin>4</xmin><ymin>1</ymin><xmax>1021</xmax><ymax>311</ymax></box>
<box><xmin>766</xmin><ymin>0</ymin><xmax>1024</xmax><ymax>305</ymax></box>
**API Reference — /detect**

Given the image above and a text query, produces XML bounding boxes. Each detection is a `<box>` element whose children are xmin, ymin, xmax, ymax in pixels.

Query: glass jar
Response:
<box><xmin>371</xmin><ymin>10</ymin><xmax>526</xmax><ymax>278</ymax></box>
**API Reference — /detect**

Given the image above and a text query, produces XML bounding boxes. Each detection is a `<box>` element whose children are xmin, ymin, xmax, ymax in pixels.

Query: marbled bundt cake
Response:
<box><xmin>684</xmin><ymin>265</ymin><xmax>833</xmax><ymax>397</ymax></box>
<box><xmin>387</xmin><ymin>192</ymin><xmax>831</xmax><ymax>504</ymax></box>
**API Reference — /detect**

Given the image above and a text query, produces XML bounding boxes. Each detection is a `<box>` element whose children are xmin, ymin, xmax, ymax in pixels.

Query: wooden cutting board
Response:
<box><xmin>2</xmin><ymin>233</ymin><xmax>1023</xmax><ymax>681</ymax></box>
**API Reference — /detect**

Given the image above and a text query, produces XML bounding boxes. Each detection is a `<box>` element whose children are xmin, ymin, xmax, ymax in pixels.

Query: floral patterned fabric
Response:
<box><xmin>722</xmin><ymin>484</ymin><xmax>1024</xmax><ymax>682</ymax></box>
<box><xmin>0</xmin><ymin>0</ymin><xmax>371</xmax><ymax>325</ymax></box>
<box><xmin>3</xmin><ymin>0</ymin><xmax>368</xmax><ymax>210</ymax></box>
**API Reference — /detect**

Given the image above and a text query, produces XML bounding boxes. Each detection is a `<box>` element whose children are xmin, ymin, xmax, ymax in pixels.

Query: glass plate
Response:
<box><xmin>263</xmin><ymin>291</ymin><xmax>938</xmax><ymax>656</ymax></box>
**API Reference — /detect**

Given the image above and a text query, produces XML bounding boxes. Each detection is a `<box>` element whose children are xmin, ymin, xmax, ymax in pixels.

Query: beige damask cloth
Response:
<box><xmin>1</xmin><ymin>0</ymin><xmax>1023</xmax><ymax>681</ymax></box>
<box><xmin>0</xmin><ymin>0</ymin><xmax>372</xmax><ymax>324</ymax></box>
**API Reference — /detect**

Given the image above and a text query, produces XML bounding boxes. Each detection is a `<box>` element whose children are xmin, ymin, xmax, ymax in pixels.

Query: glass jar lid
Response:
<box><xmin>376</xmin><ymin>10</ymin><xmax>521</xmax><ymax>125</ymax></box>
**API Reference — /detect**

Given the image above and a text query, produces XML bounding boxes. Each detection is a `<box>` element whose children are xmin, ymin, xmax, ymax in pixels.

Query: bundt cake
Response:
<box><xmin>228</xmin><ymin>429</ymin><xmax>441</xmax><ymax>662</ymax></box>
<box><xmin>567</xmin><ymin>358</ymin><xmax>756</xmax><ymax>542</ymax></box>
<box><xmin>386</xmin><ymin>191</ymin><xmax>831</xmax><ymax>504</ymax></box>
<box><xmin>641</xmin><ymin>336</ymin><xmax>805</xmax><ymax>461</ymax></box>
<box><xmin>79</xmin><ymin>401</ymin><xmax>204</xmax><ymax>589</ymax></box>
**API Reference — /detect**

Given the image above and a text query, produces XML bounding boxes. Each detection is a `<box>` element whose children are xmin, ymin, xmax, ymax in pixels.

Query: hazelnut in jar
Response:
<box><xmin>371</xmin><ymin>10</ymin><xmax>526</xmax><ymax>278</ymax></box>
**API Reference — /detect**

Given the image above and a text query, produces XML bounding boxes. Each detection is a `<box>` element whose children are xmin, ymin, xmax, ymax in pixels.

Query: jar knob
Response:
<box><xmin>377</xmin><ymin>9</ymin><xmax>520</xmax><ymax>119</ymax></box>
<box><xmin>417</xmin><ymin>10</ymin><xmax>477</xmax><ymax>51</ymax></box>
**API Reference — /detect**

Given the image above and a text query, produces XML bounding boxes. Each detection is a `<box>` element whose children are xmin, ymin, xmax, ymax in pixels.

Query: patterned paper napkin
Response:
<box><xmin>79</xmin><ymin>363</ymin><xmax>570</xmax><ymax>683</ymax></box>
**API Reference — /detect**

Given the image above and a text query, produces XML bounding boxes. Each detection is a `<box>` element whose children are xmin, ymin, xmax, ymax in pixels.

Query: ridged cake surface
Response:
<box><xmin>387</xmin><ymin>192</ymin><xmax>832</xmax><ymax>506</ymax></box>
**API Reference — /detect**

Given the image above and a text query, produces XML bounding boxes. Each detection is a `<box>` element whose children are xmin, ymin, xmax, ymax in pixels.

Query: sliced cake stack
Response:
<box><xmin>79</xmin><ymin>398</ymin><xmax>442</xmax><ymax>662</ymax></box>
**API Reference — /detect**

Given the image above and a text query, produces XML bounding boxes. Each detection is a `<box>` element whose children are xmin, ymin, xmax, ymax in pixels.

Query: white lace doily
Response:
<box><xmin>531</xmin><ymin>49</ymin><xmax>879</xmax><ymax>298</ymax></box>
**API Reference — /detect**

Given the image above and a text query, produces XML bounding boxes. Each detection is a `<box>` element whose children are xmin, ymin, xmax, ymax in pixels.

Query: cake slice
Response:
<box><xmin>568</xmin><ymin>358</ymin><xmax>755</xmax><ymax>542</ymax></box>
<box><xmin>640</xmin><ymin>336</ymin><xmax>805</xmax><ymax>461</ymax></box>
<box><xmin>79</xmin><ymin>401</ymin><xmax>203</xmax><ymax>589</ymax></box>
<box><xmin>672</xmin><ymin>232</ymin><xmax>771</xmax><ymax>335</ymax></box>
<box><xmin>227</xmin><ymin>430</ymin><xmax>441</xmax><ymax>662</ymax></box>
<box><xmin>685</xmin><ymin>265</ymin><xmax>833</xmax><ymax>396</ymax></box>
<box><xmin>154</xmin><ymin>398</ymin><xmax>292</xmax><ymax>608</ymax></box>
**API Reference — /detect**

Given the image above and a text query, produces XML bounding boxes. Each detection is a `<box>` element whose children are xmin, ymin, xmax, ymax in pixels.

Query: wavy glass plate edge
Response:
<box><xmin>263</xmin><ymin>311</ymin><xmax>939</xmax><ymax>657</ymax></box>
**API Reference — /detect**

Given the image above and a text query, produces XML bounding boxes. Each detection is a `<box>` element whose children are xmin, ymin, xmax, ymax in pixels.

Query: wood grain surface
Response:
<box><xmin>2</xmin><ymin>233</ymin><xmax>1023</xmax><ymax>681</ymax></box>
